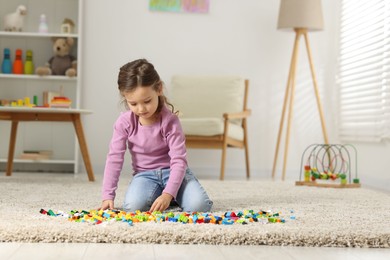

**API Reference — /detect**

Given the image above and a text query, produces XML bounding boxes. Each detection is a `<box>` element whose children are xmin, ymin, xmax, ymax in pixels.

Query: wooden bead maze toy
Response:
<box><xmin>296</xmin><ymin>144</ymin><xmax>360</xmax><ymax>188</ymax></box>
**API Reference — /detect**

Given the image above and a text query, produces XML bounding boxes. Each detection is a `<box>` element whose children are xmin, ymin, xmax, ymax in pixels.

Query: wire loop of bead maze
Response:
<box><xmin>296</xmin><ymin>144</ymin><xmax>361</xmax><ymax>188</ymax></box>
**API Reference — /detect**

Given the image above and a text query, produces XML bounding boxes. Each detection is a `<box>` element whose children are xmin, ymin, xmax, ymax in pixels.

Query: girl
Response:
<box><xmin>100</xmin><ymin>59</ymin><xmax>213</xmax><ymax>213</ymax></box>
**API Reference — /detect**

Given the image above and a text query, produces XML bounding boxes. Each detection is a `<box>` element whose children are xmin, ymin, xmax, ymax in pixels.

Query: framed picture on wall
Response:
<box><xmin>149</xmin><ymin>0</ymin><xmax>209</xmax><ymax>14</ymax></box>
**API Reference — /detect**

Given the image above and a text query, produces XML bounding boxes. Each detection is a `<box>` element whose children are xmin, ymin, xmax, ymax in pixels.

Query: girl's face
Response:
<box><xmin>124</xmin><ymin>85</ymin><xmax>162</xmax><ymax>125</ymax></box>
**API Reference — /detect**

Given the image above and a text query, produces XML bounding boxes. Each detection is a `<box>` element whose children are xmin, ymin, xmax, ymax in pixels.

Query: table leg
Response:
<box><xmin>72</xmin><ymin>114</ymin><xmax>95</xmax><ymax>181</ymax></box>
<box><xmin>6</xmin><ymin>121</ymin><xmax>18</xmax><ymax>176</ymax></box>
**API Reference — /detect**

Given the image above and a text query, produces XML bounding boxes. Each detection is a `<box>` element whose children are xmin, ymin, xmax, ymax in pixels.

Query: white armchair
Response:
<box><xmin>170</xmin><ymin>75</ymin><xmax>251</xmax><ymax>180</ymax></box>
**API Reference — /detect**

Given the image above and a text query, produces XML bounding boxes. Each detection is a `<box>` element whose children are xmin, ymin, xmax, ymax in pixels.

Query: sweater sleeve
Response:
<box><xmin>162</xmin><ymin>113</ymin><xmax>187</xmax><ymax>198</ymax></box>
<box><xmin>101</xmin><ymin>113</ymin><xmax>131</xmax><ymax>201</ymax></box>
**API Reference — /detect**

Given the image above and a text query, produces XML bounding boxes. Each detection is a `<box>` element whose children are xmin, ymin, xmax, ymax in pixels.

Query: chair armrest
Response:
<box><xmin>223</xmin><ymin>109</ymin><xmax>251</xmax><ymax>120</ymax></box>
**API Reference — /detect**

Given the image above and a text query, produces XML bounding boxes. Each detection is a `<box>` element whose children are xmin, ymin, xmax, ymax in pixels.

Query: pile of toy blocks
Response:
<box><xmin>40</xmin><ymin>208</ymin><xmax>291</xmax><ymax>226</ymax></box>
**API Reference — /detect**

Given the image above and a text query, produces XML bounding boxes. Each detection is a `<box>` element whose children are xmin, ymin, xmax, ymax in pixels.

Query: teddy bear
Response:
<box><xmin>36</xmin><ymin>37</ymin><xmax>77</xmax><ymax>77</ymax></box>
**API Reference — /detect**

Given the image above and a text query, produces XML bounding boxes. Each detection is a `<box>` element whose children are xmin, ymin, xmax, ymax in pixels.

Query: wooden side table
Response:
<box><xmin>0</xmin><ymin>107</ymin><xmax>95</xmax><ymax>181</ymax></box>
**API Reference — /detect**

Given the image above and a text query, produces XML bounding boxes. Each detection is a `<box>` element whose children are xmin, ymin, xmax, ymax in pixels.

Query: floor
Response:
<box><xmin>0</xmin><ymin>243</ymin><xmax>389</xmax><ymax>260</ymax></box>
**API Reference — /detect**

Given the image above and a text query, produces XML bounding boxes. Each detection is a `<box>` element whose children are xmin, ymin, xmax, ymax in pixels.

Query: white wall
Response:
<box><xmin>80</xmin><ymin>0</ymin><xmax>389</xmax><ymax>190</ymax></box>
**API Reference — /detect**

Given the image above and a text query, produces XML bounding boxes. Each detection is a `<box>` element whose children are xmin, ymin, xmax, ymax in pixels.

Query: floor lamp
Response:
<box><xmin>272</xmin><ymin>0</ymin><xmax>329</xmax><ymax>180</ymax></box>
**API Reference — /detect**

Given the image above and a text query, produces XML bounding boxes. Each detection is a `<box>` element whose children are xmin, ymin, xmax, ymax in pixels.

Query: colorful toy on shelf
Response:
<box><xmin>8</xmin><ymin>96</ymin><xmax>36</xmax><ymax>108</ymax></box>
<box><xmin>35</xmin><ymin>37</ymin><xmax>77</xmax><ymax>77</ymax></box>
<box><xmin>50</xmin><ymin>96</ymin><xmax>72</xmax><ymax>108</ymax></box>
<box><xmin>1</xmin><ymin>48</ymin><xmax>12</xmax><ymax>74</ymax></box>
<box><xmin>61</xmin><ymin>18</ymin><xmax>75</xmax><ymax>34</ymax></box>
<box><xmin>33</xmin><ymin>95</ymin><xmax>38</xmax><ymax>106</ymax></box>
<box><xmin>43</xmin><ymin>91</ymin><xmax>60</xmax><ymax>106</ymax></box>
<box><xmin>296</xmin><ymin>144</ymin><xmax>360</xmax><ymax>188</ymax></box>
<box><xmin>12</xmin><ymin>49</ymin><xmax>23</xmax><ymax>74</ymax></box>
<box><xmin>24</xmin><ymin>49</ymin><xmax>34</xmax><ymax>74</ymax></box>
<box><xmin>0</xmin><ymin>99</ymin><xmax>10</xmax><ymax>106</ymax></box>
<box><xmin>2</xmin><ymin>5</ymin><xmax>27</xmax><ymax>32</ymax></box>
<box><xmin>38</xmin><ymin>14</ymin><xmax>48</xmax><ymax>33</ymax></box>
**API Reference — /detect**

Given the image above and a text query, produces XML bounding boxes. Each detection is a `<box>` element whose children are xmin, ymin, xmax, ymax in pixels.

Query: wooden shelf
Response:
<box><xmin>0</xmin><ymin>107</ymin><xmax>92</xmax><ymax>114</ymax></box>
<box><xmin>0</xmin><ymin>158</ymin><xmax>75</xmax><ymax>164</ymax></box>
<box><xmin>0</xmin><ymin>74</ymin><xmax>77</xmax><ymax>81</ymax></box>
<box><xmin>0</xmin><ymin>31</ymin><xmax>78</xmax><ymax>38</ymax></box>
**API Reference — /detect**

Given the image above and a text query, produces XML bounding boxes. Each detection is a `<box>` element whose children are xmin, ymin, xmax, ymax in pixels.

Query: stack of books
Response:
<box><xmin>19</xmin><ymin>150</ymin><xmax>53</xmax><ymax>160</ymax></box>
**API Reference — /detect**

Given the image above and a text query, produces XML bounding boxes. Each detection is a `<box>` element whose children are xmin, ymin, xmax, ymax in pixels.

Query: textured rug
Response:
<box><xmin>0</xmin><ymin>173</ymin><xmax>389</xmax><ymax>247</ymax></box>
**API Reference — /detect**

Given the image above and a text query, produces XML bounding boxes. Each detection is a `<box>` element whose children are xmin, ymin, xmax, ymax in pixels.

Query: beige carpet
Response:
<box><xmin>0</xmin><ymin>173</ymin><xmax>389</xmax><ymax>247</ymax></box>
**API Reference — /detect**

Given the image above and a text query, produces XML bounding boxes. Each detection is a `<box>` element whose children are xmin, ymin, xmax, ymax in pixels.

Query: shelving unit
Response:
<box><xmin>0</xmin><ymin>0</ymin><xmax>84</xmax><ymax>174</ymax></box>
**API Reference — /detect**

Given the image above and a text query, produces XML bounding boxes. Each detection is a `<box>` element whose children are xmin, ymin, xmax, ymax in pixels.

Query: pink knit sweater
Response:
<box><xmin>102</xmin><ymin>106</ymin><xmax>187</xmax><ymax>201</ymax></box>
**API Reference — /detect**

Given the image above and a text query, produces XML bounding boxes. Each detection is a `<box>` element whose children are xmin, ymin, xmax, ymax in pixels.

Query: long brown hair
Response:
<box><xmin>117</xmin><ymin>59</ymin><xmax>174</xmax><ymax>113</ymax></box>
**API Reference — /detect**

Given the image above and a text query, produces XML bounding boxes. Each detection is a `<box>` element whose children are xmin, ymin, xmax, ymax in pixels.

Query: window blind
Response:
<box><xmin>338</xmin><ymin>0</ymin><xmax>390</xmax><ymax>142</ymax></box>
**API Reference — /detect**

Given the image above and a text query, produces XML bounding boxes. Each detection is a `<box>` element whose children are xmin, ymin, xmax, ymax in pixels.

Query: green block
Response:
<box><xmin>268</xmin><ymin>217</ymin><xmax>277</xmax><ymax>223</ymax></box>
<box><xmin>47</xmin><ymin>209</ymin><xmax>56</xmax><ymax>216</ymax></box>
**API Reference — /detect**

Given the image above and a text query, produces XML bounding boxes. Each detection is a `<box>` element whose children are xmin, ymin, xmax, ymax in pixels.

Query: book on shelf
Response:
<box><xmin>19</xmin><ymin>150</ymin><xmax>53</xmax><ymax>160</ymax></box>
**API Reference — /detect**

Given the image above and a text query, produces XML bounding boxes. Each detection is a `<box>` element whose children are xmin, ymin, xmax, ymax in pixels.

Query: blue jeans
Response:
<box><xmin>123</xmin><ymin>168</ymin><xmax>213</xmax><ymax>212</ymax></box>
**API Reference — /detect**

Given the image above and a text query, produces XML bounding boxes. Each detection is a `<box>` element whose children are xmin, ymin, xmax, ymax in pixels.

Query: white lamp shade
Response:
<box><xmin>277</xmin><ymin>0</ymin><xmax>324</xmax><ymax>30</ymax></box>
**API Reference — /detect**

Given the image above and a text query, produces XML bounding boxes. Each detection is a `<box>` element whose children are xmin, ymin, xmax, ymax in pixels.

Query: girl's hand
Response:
<box><xmin>150</xmin><ymin>193</ymin><xmax>173</xmax><ymax>212</ymax></box>
<box><xmin>100</xmin><ymin>199</ymin><xmax>114</xmax><ymax>210</ymax></box>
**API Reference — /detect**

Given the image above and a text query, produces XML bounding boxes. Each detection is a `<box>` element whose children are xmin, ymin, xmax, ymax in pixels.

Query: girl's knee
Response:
<box><xmin>183</xmin><ymin>198</ymin><xmax>213</xmax><ymax>212</ymax></box>
<box><xmin>123</xmin><ymin>200</ymin><xmax>149</xmax><ymax>212</ymax></box>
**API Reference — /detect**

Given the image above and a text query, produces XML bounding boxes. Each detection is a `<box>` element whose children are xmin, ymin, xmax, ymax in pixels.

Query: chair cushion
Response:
<box><xmin>180</xmin><ymin>118</ymin><xmax>244</xmax><ymax>141</ymax></box>
<box><xmin>170</xmin><ymin>75</ymin><xmax>245</xmax><ymax>121</ymax></box>
<box><xmin>170</xmin><ymin>75</ymin><xmax>246</xmax><ymax>141</ymax></box>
